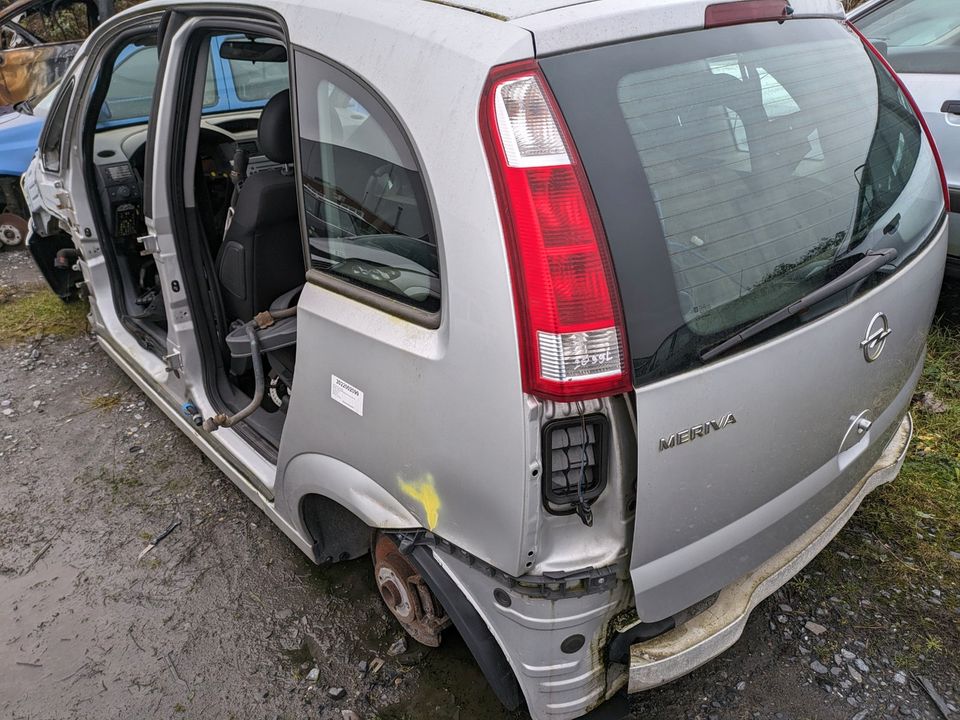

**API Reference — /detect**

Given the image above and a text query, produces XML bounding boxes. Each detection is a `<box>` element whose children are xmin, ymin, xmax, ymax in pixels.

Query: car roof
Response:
<box><xmin>423</xmin><ymin>0</ymin><xmax>597</xmax><ymax>21</ymax></box>
<box><xmin>428</xmin><ymin>0</ymin><xmax>844</xmax><ymax>22</ymax></box>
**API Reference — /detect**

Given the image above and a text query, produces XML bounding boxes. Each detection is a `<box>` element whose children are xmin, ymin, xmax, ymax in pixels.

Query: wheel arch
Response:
<box><xmin>278</xmin><ymin>452</ymin><xmax>421</xmax><ymax>561</ymax></box>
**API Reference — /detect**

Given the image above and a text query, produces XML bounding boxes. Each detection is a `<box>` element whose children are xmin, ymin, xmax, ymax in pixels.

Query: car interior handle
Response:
<box><xmin>941</xmin><ymin>100</ymin><xmax>960</xmax><ymax>115</ymax></box>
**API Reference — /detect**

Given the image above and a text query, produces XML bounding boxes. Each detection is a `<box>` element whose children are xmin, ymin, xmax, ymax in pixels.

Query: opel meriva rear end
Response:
<box><xmin>471</xmin><ymin>1</ymin><xmax>947</xmax><ymax>717</ymax></box>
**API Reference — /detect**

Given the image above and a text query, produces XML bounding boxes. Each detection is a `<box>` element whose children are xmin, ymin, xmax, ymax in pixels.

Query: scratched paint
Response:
<box><xmin>398</xmin><ymin>474</ymin><xmax>440</xmax><ymax>530</ymax></box>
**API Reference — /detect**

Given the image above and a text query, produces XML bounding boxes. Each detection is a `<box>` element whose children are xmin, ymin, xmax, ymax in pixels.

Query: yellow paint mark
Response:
<box><xmin>398</xmin><ymin>475</ymin><xmax>441</xmax><ymax>530</ymax></box>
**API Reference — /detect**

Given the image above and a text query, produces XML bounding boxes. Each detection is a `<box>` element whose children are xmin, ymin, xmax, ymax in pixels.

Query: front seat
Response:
<box><xmin>217</xmin><ymin>89</ymin><xmax>304</xmax><ymax>323</ymax></box>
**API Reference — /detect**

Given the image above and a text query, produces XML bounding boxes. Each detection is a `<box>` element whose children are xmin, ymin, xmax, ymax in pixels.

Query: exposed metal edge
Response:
<box><xmin>395</xmin><ymin>529</ymin><xmax>621</xmax><ymax>599</ymax></box>
<box><xmin>628</xmin><ymin>413</ymin><xmax>913</xmax><ymax>692</ymax></box>
<box><xmin>96</xmin><ymin>336</ymin><xmax>315</xmax><ymax>559</ymax></box>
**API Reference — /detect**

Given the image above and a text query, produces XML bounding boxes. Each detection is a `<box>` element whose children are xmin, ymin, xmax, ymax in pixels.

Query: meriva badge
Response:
<box><xmin>659</xmin><ymin>413</ymin><xmax>737</xmax><ymax>452</ymax></box>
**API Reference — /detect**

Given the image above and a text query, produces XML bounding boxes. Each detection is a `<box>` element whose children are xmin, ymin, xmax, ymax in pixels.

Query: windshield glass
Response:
<box><xmin>542</xmin><ymin>19</ymin><xmax>945</xmax><ymax>384</ymax></box>
<box><xmin>856</xmin><ymin>0</ymin><xmax>960</xmax><ymax>47</ymax></box>
<box><xmin>854</xmin><ymin>0</ymin><xmax>960</xmax><ymax>74</ymax></box>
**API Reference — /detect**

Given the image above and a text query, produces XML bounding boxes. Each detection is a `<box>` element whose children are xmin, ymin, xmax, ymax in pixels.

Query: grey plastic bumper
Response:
<box><xmin>628</xmin><ymin>413</ymin><xmax>913</xmax><ymax>692</ymax></box>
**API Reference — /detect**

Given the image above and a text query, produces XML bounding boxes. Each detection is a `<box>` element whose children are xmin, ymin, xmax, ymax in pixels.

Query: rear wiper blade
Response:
<box><xmin>701</xmin><ymin>247</ymin><xmax>898</xmax><ymax>363</ymax></box>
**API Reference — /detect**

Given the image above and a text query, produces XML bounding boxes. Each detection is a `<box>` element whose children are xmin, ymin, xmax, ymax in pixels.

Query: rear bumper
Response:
<box><xmin>628</xmin><ymin>412</ymin><xmax>912</xmax><ymax>692</ymax></box>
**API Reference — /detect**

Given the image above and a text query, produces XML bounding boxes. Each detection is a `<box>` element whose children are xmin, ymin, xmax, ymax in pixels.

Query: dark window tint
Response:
<box><xmin>295</xmin><ymin>52</ymin><xmax>439</xmax><ymax>318</ymax></box>
<box><xmin>40</xmin><ymin>76</ymin><xmax>75</xmax><ymax>172</ymax></box>
<box><xmin>855</xmin><ymin>0</ymin><xmax>960</xmax><ymax>74</ymax></box>
<box><xmin>542</xmin><ymin>19</ymin><xmax>945</xmax><ymax>384</ymax></box>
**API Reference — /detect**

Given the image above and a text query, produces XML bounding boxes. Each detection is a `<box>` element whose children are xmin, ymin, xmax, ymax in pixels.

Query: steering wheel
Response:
<box><xmin>197</xmin><ymin>127</ymin><xmax>237</xmax><ymax>178</ymax></box>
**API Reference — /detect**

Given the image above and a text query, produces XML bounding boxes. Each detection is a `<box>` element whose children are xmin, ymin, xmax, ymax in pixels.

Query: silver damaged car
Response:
<box><xmin>23</xmin><ymin>0</ymin><xmax>950</xmax><ymax>717</ymax></box>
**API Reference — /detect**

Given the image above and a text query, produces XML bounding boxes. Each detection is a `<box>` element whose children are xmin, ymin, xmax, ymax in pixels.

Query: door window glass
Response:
<box><xmin>295</xmin><ymin>52</ymin><xmax>439</xmax><ymax>319</ymax></box>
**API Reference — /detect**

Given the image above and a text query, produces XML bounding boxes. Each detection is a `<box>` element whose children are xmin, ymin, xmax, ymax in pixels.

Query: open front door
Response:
<box><xmin>23</xmin><ymin>73</ymin><xmax>82</xmax><ymax>301</ymax></box>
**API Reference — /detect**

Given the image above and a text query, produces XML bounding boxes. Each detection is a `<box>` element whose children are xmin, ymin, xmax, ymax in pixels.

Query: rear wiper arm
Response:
<box><xmin>701</xmin><ymin>247</ymin><xmax>898</xmax><ymax>363</ymax></box>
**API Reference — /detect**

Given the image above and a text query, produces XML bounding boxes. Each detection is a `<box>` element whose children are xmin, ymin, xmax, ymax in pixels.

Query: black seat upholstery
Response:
<box><xmin>217</xmin><ymin>89</ymin><xmax>304</xmax><ymax>323</ymax></box>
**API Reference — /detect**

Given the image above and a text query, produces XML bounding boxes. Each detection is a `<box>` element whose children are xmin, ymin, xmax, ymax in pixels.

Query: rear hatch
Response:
<box><xmin>540</xmin><ymin>17</ymin><xmax>948</xmax><ymax>621</ymax></box>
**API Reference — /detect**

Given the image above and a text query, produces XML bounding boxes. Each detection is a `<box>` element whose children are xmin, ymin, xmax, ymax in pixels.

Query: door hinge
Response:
<box><xmin>163</xmin><ymin>351</ymin><xmax>183</xmax><ymax>373</ymax></box>
<box><xmin>139</xmin><ymin>233</ymin><xmax>159</xmax><ymax>255</ymax></box>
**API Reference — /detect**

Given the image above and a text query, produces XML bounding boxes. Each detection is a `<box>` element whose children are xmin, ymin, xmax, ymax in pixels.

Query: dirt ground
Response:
<box><xmin>0</xmin><ymin>245</ymin><xmax>957</xmax><ymax>720</ymax></box>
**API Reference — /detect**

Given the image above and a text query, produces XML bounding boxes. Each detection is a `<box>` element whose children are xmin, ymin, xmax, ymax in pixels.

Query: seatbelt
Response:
<box><xmin>223</xmin><ymin>146</ymin><xmax>249</xmax><ymax>237</ymax></box>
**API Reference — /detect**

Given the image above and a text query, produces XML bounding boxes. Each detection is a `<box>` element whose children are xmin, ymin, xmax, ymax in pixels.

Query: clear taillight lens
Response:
<box><xmin>481</xmin><ymin>60</ymin><xmax>632</xmax><ymax>402</ymax></box>
<box><xmin>494</xmin><ymin>76</ymin><xmax>570</xmax><ymax>167</ymax></box>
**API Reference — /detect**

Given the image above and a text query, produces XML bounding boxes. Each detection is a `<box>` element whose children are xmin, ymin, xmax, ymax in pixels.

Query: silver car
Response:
<box><xmin>22</xmin><ymin>0</ymin><xmax>949</xmax><ymax>718</ymax></box>
<box><xmin>850</xmin><ymin>0</ymin><xmax>960</xmax><ymax>271</ymax></box>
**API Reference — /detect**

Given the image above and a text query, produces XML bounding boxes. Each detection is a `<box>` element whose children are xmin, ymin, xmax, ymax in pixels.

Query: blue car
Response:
<box><xmin>0</xmin><ymin>34</ymin><xmax>285</xmax><ymax>247</ymax></box>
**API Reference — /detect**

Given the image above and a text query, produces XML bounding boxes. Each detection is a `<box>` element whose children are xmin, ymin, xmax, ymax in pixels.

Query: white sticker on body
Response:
<box><xmin>331</xmin><ymin>375</ymin><xmax>364</xmax><ymax>416</ymax></box>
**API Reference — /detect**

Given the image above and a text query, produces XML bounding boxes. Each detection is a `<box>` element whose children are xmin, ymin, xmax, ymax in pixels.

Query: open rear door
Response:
<box><xmin>23</xmin><ymin>74</ymin><xmax>82</xmax><ymax>301</ymax></box>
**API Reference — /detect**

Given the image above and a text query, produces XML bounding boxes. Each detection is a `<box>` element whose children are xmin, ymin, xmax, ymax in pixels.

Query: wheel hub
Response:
<box><xmin>0</xmin><ymin>213</ymin><xmax>26</xmax><ymax>247</ymax></box>
<box><xmin>373</xmin><ymin>534</ymin><xmax>450</xmax><ymax>647</ymax></box>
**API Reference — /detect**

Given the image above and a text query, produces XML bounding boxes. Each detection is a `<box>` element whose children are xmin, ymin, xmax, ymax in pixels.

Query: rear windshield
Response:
<box><xmin>541</xmin><ymin>19</ymin><xmax>945</xmax><ymax>385</ymax></box>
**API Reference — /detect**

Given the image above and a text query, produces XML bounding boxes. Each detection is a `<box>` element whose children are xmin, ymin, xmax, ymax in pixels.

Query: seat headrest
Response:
<box><xmin>258</xmin><ymin>89</ymin><xmax>294</xmax><ymax>164</ymax></box>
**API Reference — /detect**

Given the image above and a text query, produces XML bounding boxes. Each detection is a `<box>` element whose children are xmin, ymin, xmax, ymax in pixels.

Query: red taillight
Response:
<box><xmin>848</xmin><ymin>21</ymin><xmax>950</xmax><ymax>213</ymax></box>
<box><xmin>480</xmin><ymin>59</ymin><xmax>632</xmax><ymax>402</ymax></box>
<box><xmin>704</xmin><ymin>0</ymin><xmax>793</xmax><ymax>28</ymax></box>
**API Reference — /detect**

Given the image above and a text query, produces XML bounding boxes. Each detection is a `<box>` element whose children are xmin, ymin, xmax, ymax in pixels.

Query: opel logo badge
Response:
<box><xmin>860</xmin><ymin>312</ymin><xmax>891</xmax><ymax>363</ymax></box>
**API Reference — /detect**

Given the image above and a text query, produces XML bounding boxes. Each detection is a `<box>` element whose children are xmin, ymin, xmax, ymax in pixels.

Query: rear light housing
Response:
<box><xmin>480</xmin><ymin>60</ymin><xmax>632</xmax><ymax>402</ymax></box>
<box><xmin>848</xmin><ymin>22</ymin><xmax>950</xmax><ymax>213</ymax></box>
<box><xmin>541</xmin><ymin>415</ymin><xmax>608</xmax><ymax>516</ymax></box>
<box><xmin>704</xmin><ymin>0</ymin><xmax>794</xmax><ymax>28</ymax></box>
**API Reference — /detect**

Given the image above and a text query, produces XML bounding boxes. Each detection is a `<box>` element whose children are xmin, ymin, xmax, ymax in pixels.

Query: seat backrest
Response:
<box><xmin>217</xmin><ymin>90</ymin><xmax>304</xmax><ymax>323</ymax></box>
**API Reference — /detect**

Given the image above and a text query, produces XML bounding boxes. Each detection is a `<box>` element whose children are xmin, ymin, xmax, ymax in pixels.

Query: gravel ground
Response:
<box><xmin>0</xmin><ymin>246</ymin><xmax>957</xmax><ymax>720</ymax></box>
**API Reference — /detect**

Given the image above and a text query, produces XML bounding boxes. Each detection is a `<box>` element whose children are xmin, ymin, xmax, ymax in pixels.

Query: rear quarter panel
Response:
<box><xmin>275</xmin><ymin>0</ymin><xmax>540</xmax><ymax>575</ymax></box>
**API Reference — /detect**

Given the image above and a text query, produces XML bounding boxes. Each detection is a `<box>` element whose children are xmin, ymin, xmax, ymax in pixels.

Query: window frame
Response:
<box><xmin>39</xmin><ymin>75</ymin><xmax>76</xmax><ymax>173</ymax></box>
<box><xmin>291</xmin><ymin>46</ymin><xmax>443</xmax><ymax>330</ymax></box>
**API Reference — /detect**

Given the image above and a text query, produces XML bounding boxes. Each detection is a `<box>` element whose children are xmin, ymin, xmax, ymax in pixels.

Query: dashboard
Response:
<box><xmin>91</xmin><ymin>110</ymin><xmax>266</xmax><ymax>241</ymax></box>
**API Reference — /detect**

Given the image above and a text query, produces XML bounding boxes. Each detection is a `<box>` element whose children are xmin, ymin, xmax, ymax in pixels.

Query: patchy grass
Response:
<box><xmin>787</xmin><ymin>309</ymin><xmax>960</xmax><ymax>676</ymax></box>
<box><xmin>808</xmin><ymin>318</ymin><xmax>960</xmax><ymax>671</ymax></box>
<box><xmin>0</xmin><ymin>289</ymin><xmax>88</xmax><ymax>344</ymax></box>
<box><xmin>87</xmin><ymin>392</ymin><xmax>123</xmax><ymax>412</ymax></box>
<box><xmin>857</xmin><ymin>324</ymin><xmax>960</xmax><ymax>584</ymax></box>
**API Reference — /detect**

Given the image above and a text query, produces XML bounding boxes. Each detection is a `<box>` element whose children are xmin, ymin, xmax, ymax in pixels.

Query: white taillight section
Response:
<box><xmin>481</xmin><ymin>60</ymin><xmax>632</xmax><ymax>402</ymax></box>
<box><xmin>493</xmin><ymin>75</ymin><xmax>570</xmax><ymax>168</ymax></box>
<box><xmin>538</xmin><ymin>328</ymin><xmax>624</xmax><ymax>383</ymax></box>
